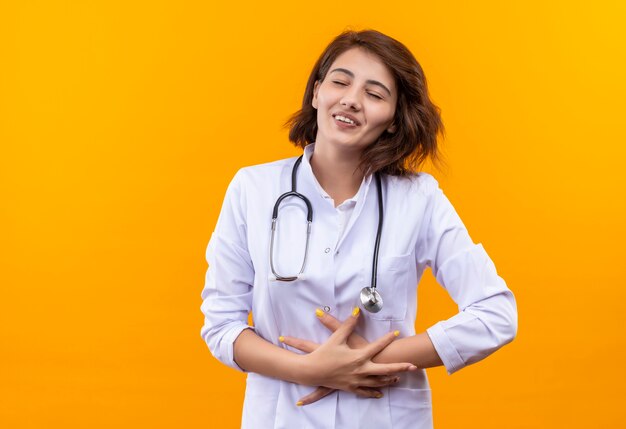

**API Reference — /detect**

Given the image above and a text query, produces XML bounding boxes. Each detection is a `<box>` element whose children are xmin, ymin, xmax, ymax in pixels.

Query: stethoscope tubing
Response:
<box><xmin>371</xmin><ymin>173</ymin><xmax>383</xmax><ymax>290</ymax></box>
<box><xmin>269</xmin><ymin>154</ymin><xmax>385</xmax><ymax>311</ymax></box>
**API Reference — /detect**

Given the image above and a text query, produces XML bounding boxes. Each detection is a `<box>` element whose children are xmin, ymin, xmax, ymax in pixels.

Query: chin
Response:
<box><xmin>332</xmin><ymin>140</ymin><xmax>369</xmax><ymax>153</ymax></box>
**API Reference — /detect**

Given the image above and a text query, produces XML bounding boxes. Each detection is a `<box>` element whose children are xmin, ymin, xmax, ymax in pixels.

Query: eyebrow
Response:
<box><xmin>329</xmin><ymin>68</ymin><xmax>392</xmax><ymax>97</ymax></box>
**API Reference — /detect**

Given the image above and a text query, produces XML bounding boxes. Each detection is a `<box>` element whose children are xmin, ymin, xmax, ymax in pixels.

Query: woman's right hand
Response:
<box><xmin>283</xmin><ymin>307</ymin><xmax>417</xmax><ymax>403</ymax></box>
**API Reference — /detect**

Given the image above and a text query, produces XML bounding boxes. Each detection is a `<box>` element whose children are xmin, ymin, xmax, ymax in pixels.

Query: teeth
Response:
<box><xmin>335</xmin><ymin>115</ymin><xmax>355</xmax><ymax>124</ymax></box>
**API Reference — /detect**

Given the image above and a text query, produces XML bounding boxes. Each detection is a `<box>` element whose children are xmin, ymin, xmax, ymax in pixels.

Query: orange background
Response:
<box><xmin>1</xmin><ymin>1</ymin><xmax>625</xmax><ymax>428</ymax></box>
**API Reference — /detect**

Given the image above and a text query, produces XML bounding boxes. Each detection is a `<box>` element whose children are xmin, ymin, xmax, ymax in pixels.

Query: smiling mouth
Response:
<box><xmin>333</xmin><ymin>114</ymin><xmax>359</xmax><ymax>126</ymax></box>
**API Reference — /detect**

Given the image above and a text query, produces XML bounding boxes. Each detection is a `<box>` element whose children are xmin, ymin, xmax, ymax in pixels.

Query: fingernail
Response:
<box><xmin>409</xmin><ymin>365</ymin><xmax>418</xmax><ymax>370</ymax></box>
<box><xmin>393</xmin><ymin>330</ymin><xmax>400</xmax><ymax>337</ymax></box>
<box><xmin>315</xmin><ymin>308</ymin><xmax>324</xmax><ymax>317</ymax></box>
<box><xmin>375</xmin><ymin>392</ymin><xmax>384</xmax><ymax>398</ymax></box>
<box><xmin>296</xmin><ymin>401</ymin><xmax>303</xmax><ymax>406</ymax></box>
<box><xmin>352</xmin><ymin>307</ymin><xmax>360</xmax><ymax>317</ymax></box>
<box><xmin>278</xmin><ymin>336</ymin><xmax>285</xmax><ymax>343</ymax></box>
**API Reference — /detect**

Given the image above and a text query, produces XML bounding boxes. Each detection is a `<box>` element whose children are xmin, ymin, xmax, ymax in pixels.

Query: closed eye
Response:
<box><xmin>368</xmin><ymin>92</ymin><xmax>383</xmax><ymax>100</ymax></box>
<box><xmin>332</xmin><ymin>80</ymin><xmax>348</xmax><ymax>86</ymax></box>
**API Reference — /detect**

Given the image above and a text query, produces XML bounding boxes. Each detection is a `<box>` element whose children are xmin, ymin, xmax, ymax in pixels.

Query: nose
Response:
<box><xmin>340</xmin><ymin>87</ymin><xmax>362</xmax><ymax>110</ymax></box>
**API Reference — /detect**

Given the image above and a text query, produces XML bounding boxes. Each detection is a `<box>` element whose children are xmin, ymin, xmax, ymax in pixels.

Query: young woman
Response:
<box><xmin>200</xmin><ymin>29</ymin><xmax>517</xmax><ymax>429</ymax></box>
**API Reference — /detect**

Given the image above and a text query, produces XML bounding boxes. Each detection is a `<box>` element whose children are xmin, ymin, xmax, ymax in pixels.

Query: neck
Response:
<box><xmin>309</xmin><ymin>144</ymin><xmax>365</xmax><ymax>206</ymax></box>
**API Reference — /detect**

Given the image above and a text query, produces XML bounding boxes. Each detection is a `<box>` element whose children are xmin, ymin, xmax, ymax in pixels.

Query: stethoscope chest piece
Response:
<box><xmin>360</xmin><ymin>287</ymin><xmax>383</xmax><ymax>313</ymax></box>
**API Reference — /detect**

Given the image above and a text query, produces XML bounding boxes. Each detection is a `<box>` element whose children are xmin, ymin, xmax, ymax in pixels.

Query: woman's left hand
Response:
<box><xmin>280</xmin><ymin>310</ymin><xmax>394</xmax><ymax>406</ymax></box>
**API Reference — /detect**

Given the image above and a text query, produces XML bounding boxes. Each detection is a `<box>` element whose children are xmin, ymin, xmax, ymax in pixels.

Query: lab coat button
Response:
<box><xmin>323</xmin><ymin>306</ymin><xmax>331</xmax><ymax>312</ymax></box>
<box><xmin>324</xmin><ymin>248</ymin><xmax>330</xmax><ymax>253</ymax></box>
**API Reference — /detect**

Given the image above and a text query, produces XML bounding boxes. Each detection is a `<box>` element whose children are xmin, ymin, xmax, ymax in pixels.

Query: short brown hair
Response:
<box><xmin>284</xmin><ymin>29</ymin><xmax>445</xmax><ymax>176</ymax></box>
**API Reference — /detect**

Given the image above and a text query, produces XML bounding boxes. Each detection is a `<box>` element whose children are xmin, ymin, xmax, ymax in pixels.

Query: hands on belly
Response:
<box><xmin>279</xmin><ymin>308</ymin><xmax>417</xmax><ymax>406</ymax></box>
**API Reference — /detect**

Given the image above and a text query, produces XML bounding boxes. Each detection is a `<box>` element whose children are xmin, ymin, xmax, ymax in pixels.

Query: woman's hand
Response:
<box><xmin>281</xmin><ymin>309</ymin><xmax>374</xmax><ymax>405</ymax></box>
<box><xmin>282</xmin><ymin>309</ymin><xmax>369</xmax><ymax>350</ymax></box>
<box><xmin>280</xmin><ymin>307</ymin><xmax>416</xmax><ymax>405</ymax></box>
<box><xmin>317</xmin><ymin>308</ymin><xmax>368</xmax><ymax>349</ymax></box>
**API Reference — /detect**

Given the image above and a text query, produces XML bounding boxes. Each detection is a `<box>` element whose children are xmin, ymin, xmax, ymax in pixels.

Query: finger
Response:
<box><xmin>316</xmin><ymin>310</ymin><xmax>368</xmax><ymax>348</ymax></box>
<box><xmin>357</xmin><ymin>375</ymin><xmax>400</xmax><ymax>388</ymax></box>
<box><xmin>315</xmin><ymin>309</ymin><xmax>342</xmax><ymax>333</ymax></box>
<box><xmin>363</xmin><ymin>361</ymin><xmax>418</xmax><ymax>376</ymax></box>
<box><xmin>362</xmin><ymin>329</ymin><xmax>400</xmax><ymax>358</ymax></box>
<box><xmin>279</xmin><ymin>336</ymin><xmax>319</xmax><ymax>353</ymax></box>
<box><xmin>296</xmin><ymin>387</ymin><xmax>335</xmax><ymax>406</ymax></box>
<box><xmin>330</xmin><ymin>307</ymin><xmax>360</xmax><ymax>343</ymax></box>
<box><xmin>353</xmin><ymin>387</ymin><xmax>384</xmax><ymax>399</ymax></box>
<box><xmin>346</xmin><ymin>333</ymin><xmax>369</xmax><ymax>349</ymax></box>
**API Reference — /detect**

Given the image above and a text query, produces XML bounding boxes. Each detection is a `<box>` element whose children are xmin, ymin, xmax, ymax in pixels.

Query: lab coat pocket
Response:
<box><xmin>241</xmin><ymin>373</ymin><xmax>279</xmax><ymax>428</ymax></box>
<box><xmin>367</xmin><ymin>253</ymin><xmax>413</xmax><ymax>321</ymax></box>
<box><xmin>389</xmin><ymin>387</ymin><xmax>433</xmax><ymax>429</ymax></box>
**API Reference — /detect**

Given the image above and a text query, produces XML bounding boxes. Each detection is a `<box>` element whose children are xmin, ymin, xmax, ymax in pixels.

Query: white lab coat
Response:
<box><xmin>200</xmin><ymin>144</ymin><xmax>517</xmax><ymax>429</ymax></box>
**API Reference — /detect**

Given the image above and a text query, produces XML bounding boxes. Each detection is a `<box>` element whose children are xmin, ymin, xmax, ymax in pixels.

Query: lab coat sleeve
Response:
<box><xmin>418</xmin><ymin>175</ymin><xmax>518</xmax><ymax>375</ymax></box>
<box><xmin>200</xmin><ymin>169</ymin><xmax>255</xmax><ymax>372</ymax></box>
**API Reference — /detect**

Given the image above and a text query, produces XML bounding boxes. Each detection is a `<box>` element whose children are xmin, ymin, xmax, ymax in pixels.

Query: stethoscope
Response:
<box><xmin>269</xmin><ymin>155</ymin><xmax>385</xmax><ymax>313</ymax></box>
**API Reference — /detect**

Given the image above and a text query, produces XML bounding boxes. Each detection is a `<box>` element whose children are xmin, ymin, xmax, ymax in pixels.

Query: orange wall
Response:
<box><xmin>1</xmin><ymin>1</ymin><xmax>625</xmax><ymax>428</ymax></box>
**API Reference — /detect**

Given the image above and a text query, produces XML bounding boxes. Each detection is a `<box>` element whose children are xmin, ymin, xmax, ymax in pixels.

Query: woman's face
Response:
<box><xmin>312</xmin><ymin>47</ymin><xmax>398</xmax><ymax>154</ymax></box>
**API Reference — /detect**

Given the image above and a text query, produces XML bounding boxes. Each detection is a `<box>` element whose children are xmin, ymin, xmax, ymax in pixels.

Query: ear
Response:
<box><xmin>312</xmin><ymin>80</ymin><xmax>320</xmax><ymax>109</ymax></box>
<box><xmin>386</xmin><ymin>122</ymin><xmax>397</xmax><ymax>133</ymax></box>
